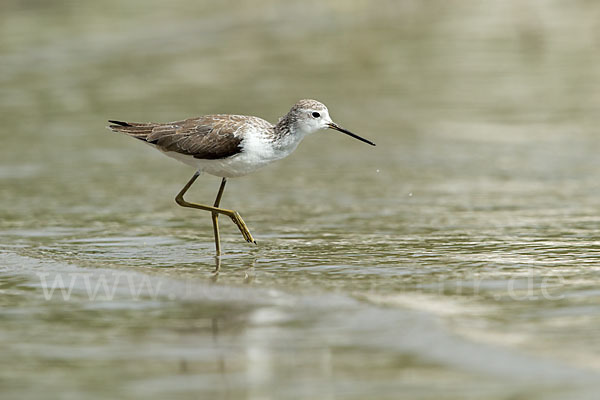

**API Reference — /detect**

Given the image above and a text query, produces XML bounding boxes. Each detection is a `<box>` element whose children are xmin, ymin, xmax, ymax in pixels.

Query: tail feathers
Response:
<box><xmin>107</xmin><ymin>120</ymin><xmax>155</xmax><ymax>141</ymax></box>
<box><xmin>108</xmin><ymin>120</ymin><xmax>131</xmax><ymax>127</ymax></box>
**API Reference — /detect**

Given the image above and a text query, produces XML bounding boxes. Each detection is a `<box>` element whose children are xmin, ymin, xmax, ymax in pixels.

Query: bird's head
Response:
<box><xmin>283</xmin><ymin>99</ymin><xmax>375</xmax><ymax>146</ymax></box>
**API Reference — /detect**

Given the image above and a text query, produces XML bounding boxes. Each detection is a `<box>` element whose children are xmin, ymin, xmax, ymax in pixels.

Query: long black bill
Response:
<box><xmin>327</xmin><ymin>123</ymin><xmax>376</xmax><ymax>146</ymax></box>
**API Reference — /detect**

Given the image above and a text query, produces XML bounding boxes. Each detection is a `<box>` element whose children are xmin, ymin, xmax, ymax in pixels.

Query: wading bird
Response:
<box><xmin>108</xmin><ymin>99</ymin><xmax>375</xmax><ymax>256</ymax></box>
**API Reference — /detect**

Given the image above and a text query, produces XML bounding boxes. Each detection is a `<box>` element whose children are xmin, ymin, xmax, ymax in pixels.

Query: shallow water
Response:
<box><xmin>2</xmin><ymin>1</ymin><xmax>600</xmax><ymax>399</ymax></box>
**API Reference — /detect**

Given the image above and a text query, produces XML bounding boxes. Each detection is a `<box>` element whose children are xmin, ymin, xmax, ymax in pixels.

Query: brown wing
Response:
<box><xmin>108</xmin><ymin>115</ymin><xmax>246</xmax><ymax>160</ymax></box>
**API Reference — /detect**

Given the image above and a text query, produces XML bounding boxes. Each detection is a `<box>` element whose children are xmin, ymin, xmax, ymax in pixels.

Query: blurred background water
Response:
<box><xmin>1</xmin><ymin>1</ymin><xmax>600</xmax><ymax>399</ymax></box>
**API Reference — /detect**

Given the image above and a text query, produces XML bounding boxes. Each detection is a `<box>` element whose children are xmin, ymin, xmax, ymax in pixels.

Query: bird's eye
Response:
<box><xmin>312</xmin><ymin>112</ymin><xmax>320</xmax><ymax>118</ymax></box>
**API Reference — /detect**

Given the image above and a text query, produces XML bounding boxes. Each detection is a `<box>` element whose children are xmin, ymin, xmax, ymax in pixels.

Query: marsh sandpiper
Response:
<box><xmin>108</xmin><ymin>99</ymin><xmax>375</xmax><ymax>256</ymax></box>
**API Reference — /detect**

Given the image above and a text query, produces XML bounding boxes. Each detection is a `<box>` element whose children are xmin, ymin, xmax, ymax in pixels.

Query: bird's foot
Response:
<box><xmin>229</xmin><ymin>211</ymin><xmax>256</xmax><ymax>244</ymax></box>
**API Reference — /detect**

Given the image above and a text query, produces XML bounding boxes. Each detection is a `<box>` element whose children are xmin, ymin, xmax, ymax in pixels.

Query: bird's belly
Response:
<box><xmin>158</xmin><ymin>148</ymin><xmax>283</xmax><ymax>178</ymax></box>
<box><xmin>201</xmin><ymin>152</ymin><xmax>278</xmax><ymax>178</ymax></box>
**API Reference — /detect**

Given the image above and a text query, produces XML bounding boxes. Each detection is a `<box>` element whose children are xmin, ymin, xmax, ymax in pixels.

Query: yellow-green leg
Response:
<box><xmin>211</xmin><ymin>177</ymin><xmax>227</xmax><ymax>256</ymax></box>
<box><xmin>175</xmin><ymin>172</ymin><xmax>256</xmax><ymax>255</ymax></box>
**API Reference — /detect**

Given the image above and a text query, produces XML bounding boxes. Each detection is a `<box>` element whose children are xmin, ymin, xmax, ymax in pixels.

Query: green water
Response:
<box><xmin>2</xmin><ymin>1</ymin><xmax>600</xmax><ymax>399</ymax></box>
